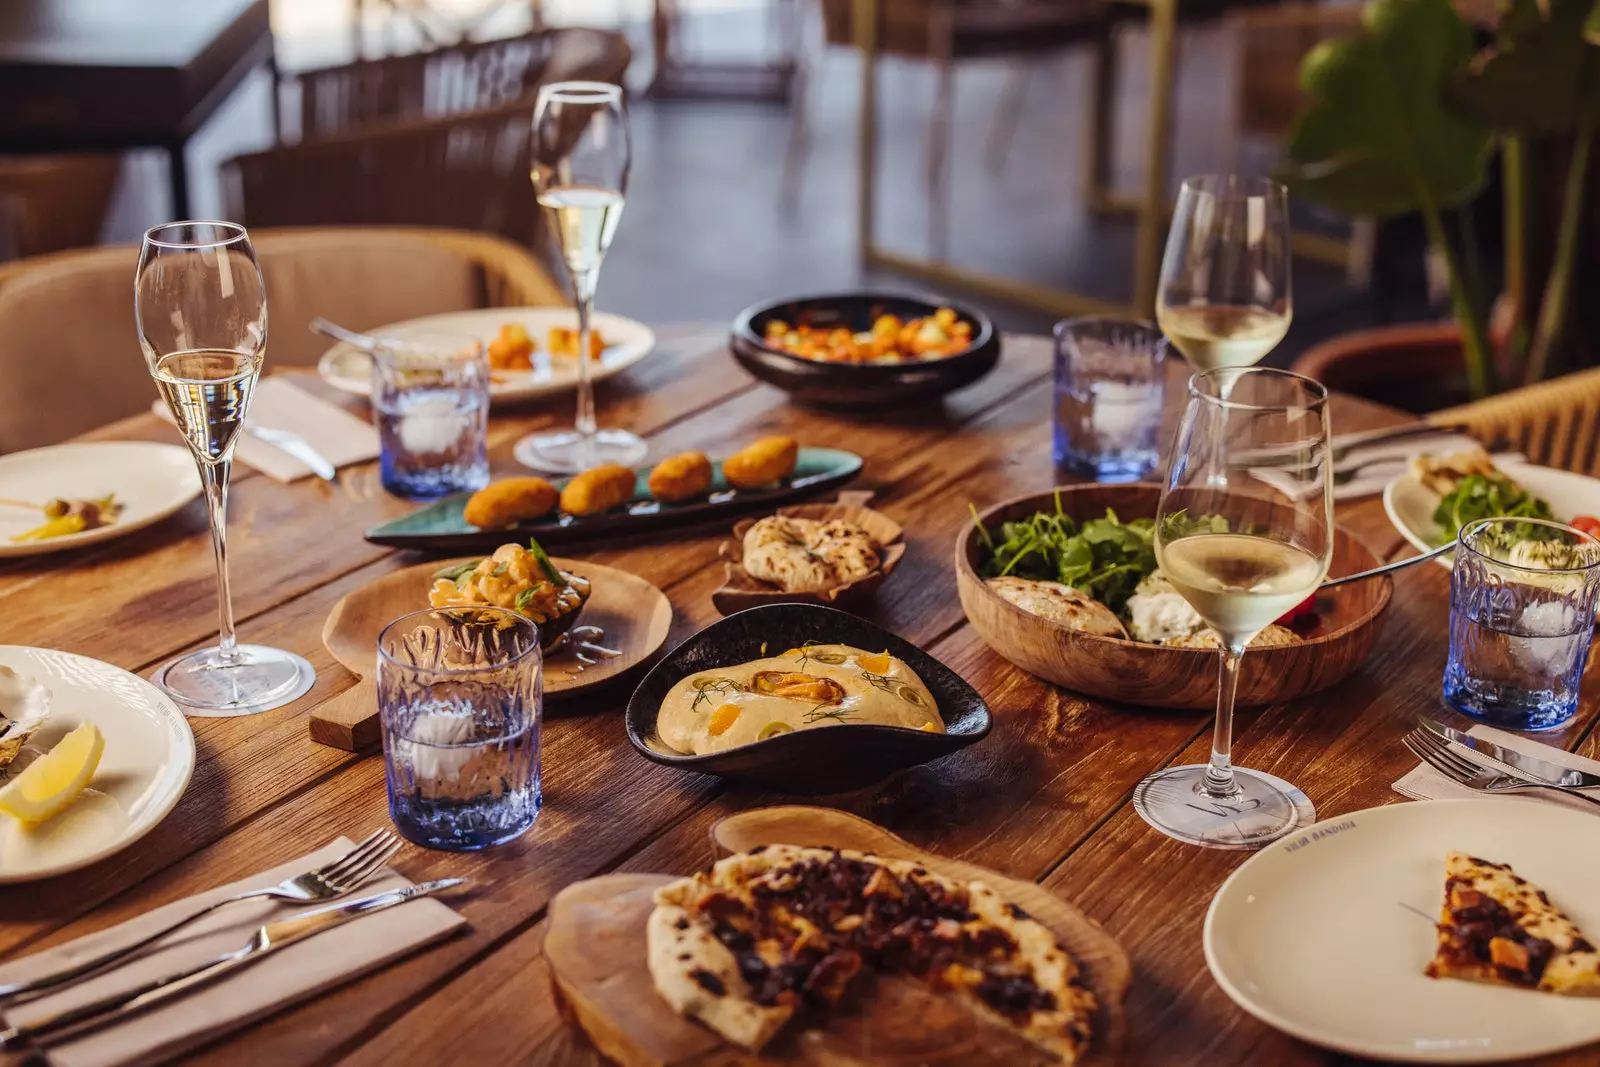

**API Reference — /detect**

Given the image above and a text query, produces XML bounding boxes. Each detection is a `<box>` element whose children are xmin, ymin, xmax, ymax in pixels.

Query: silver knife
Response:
<box><xmin>247</xmin><ymin>425</ymin><xmax>338</xmax><ymax>482</ymax></box>
<box><xmin>1417</xmin><ymin>717</ymin><xmax>1600</xmax><ymax>788</ymax></box>
<box><xmin>0</xmin><ymin>878</ymin><xmax>464</xmax><ymax>1051</ymax></box>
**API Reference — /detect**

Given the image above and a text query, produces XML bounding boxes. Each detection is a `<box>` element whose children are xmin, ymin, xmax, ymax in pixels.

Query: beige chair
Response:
<box><xmin>0</xmin><ymin>227</ymin><xmax>565</xmax><ymax>454</ymax></box>
<box><xmin>1429</xmin><ymin>368</ymin><xmax>1600</xmax><ymax>479</ymax></box>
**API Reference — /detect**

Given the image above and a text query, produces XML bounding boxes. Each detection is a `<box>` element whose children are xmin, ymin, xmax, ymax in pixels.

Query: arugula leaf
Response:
<box><xmin>1430</xmin><ymin>473</ymin><xmax>1554</xmax><ymax>544</ymax></box>
<box><xmin>526</xmin><ymin>537</ymin><xmax>566</xmax><ymax>586</ymax></box>
<box><xmin>979</xmin><ymin>506</ymin><xmax>1158</xmax><ymax>613</ymax></box>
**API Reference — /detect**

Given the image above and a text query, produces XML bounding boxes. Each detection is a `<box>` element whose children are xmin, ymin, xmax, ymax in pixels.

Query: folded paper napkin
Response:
<box><xmin>1393</xmin><ymin>723</ymin><xmax>1600</xmax><ymax>811</ymax></box>
<box><xmin>0</xmin><ymin>839</ymin><xmax>464</xmax><ymax>1067</ymax></box>
<box><xmin>1252</xmin><ymin>428</ymin><xmax>1487</xmax><ymax>502</ymax></box>
<box><xmin>151</xmin><ymin>375</ymin><xmax>378</xmax><ymax>483</ymax></box>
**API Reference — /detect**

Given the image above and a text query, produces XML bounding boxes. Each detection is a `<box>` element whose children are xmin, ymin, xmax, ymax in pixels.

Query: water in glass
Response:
<box><xmin>373</xmin><ymin>337</ymin><xmax>490</xmax><ymax>500</ymax></box>
<box><xmin>1053</xmin><ymin>318</ymin><xmax>1166</xmax><ymax>483</ymax></box>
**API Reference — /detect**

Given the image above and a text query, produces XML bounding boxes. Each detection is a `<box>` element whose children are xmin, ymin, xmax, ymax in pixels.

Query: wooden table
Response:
<box><xmin>0</xmin><ymin>0</ymin><xmax>276</xmax><ymax>217</ymax></box>
<box><xmin>3</xmin><ymin>325</ymin><xmax>1597</xmax><ymax>1066</ymax></box>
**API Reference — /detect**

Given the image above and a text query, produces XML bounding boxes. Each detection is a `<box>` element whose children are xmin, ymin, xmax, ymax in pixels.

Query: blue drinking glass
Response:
<box><xmin>1443</xmin><ymin>517</ymin><xmax>1600</xmax><ymax>731</ymax></box>
<box><xmin>378</xmin><ymin>607</ymin><xmax>542</xmax><ymax>851</ymax></box>
<box><xmin>1053</xmin><ymin>317</ymin><xmax>1167</xmax><ymax>483</ymax></box>
<box><xmin>372</xmin><ymin>334</ymin><xmax>491</xmax><ymax>500</ymax></box>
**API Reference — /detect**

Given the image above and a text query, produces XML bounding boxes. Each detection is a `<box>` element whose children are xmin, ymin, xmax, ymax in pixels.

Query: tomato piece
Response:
<box><xmin>1275</xmin><ymin>594</ymin><xmax>1316</xmax><ymax>626</ymax></box>
<box><xmin>1569</xmin><ymin>515</ymin><xmax>1600</xmax><ymax>538</ymax></box>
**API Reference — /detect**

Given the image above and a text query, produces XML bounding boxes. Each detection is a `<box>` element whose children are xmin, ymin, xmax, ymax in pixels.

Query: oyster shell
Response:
<box><xmin>0</xmin><ymin>666</ymin><xmax>51</xmax><ymax>769</ymax></box>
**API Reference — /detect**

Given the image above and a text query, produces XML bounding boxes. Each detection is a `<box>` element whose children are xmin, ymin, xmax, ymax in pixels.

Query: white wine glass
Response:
<box><xmin>136</xmin><ymin>222</ymin><xmax>315</xmax><ymax>717</ymax></box>
<box><xmin>514</xmin><ymin>81</ymin><xmax>643</xmax><ymax>474</ymax></box>
<box><xmin>1132</xmin><ymin>367</ymin><xmax>1332</xmax><ymax>848</ymax></box>
<box><xmin>1156</xmin><ymin>175</ymin><xmax>1292</xmax><ymax>372</ymax></box>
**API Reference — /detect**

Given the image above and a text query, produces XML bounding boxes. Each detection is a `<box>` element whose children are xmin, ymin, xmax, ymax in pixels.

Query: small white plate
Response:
<box><xmin>1384</xmin><ymin>457</ymin><xmax>1600</xmax><ymax>568</ymax></box>
<box><xmin>316</xmin><ymin>306</ymin><xmax>656</xmax><ymax>403</ymax></box>
<box><xmin>0</xmin><ymin>442</ymin><xmax>202</xmax><ymax>559</ymax></box>
<box><xmin>0</xmin><ymin>646</ymin><xmax>195</xmax><ymax>883</ymax></box>
<box><xmin>1206</xmin><ymin>799</ymin><xmax>1600</xmax><ymax>1063</ymax></box>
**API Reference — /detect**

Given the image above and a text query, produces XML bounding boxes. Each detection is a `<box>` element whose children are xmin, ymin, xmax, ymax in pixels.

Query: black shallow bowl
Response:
<box><xmin>626</xmin><ymin>604</ymin><xmax>992</xmax><ymax>794</ymax></box>
<box><xmin>729</xmin><ymin>292</ymin><xmax>1000</xmax><ymax>408</ymax></box>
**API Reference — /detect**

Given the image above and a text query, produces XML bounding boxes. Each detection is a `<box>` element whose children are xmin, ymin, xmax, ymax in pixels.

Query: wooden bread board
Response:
<box><xmin>544</xmin><ymin>806</ymin><xmax>1129</xmax><ymax>1066</ymax></box>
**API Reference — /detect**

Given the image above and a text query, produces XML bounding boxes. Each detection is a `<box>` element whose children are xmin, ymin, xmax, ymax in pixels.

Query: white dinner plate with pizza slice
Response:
<box><xmin>316</xmin><ymin>306</ymin><xmax>655</xmax><ymax>403</ymax></box>
<box><xmin>1205</xmin><ymin>799</ymin><xmax>1600</xmax><ymax>1063</ymax></box>
<box><xmin>0</xmin><ymin>646</ymin><xmax>194</xmax><ymax>882</ymax></box>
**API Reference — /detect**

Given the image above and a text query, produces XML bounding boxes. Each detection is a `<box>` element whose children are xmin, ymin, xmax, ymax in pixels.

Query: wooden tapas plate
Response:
<box><xmin>363</xmin><ymin>447</ymin><xmax>863</xmax><ymax>552</ymax></box>
<box><xmin>712</xmin><ymin>490</ymin><xmax>906</xmax><ymax>615</ymax></box>
<box><xmin>956</xmin><ymin>485</ymin><xmax>1393</xmax><ymax>710</ymax></box>
<box><xmin>321</xmin><ymin>556</ymin><xmax>672</xmax><ymax>702</ymax></box>
<box><xmin>545</xmin><ymin>806</ymin><xmax>1128</xmax><ymax>1067</ymax></box>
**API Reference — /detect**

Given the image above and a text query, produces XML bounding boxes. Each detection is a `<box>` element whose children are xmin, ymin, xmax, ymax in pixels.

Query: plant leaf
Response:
<box><xmin>1587</xmin><ymin>0</ymin><xmax>1600</xmax><ymax>43</ymax></box>
<box><xmin>1451</xmin><ymin>0</ymin><xmax>1600</xmax><ymax>134</ymax></box>
<box><xmin>1285</xmin><ymin>0</ymin><xmax>1494</xmax><ymax>218</ymax></box>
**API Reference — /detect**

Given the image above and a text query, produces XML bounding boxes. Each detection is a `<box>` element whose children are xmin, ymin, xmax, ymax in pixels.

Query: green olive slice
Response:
<box><xmin>758</xmin><ymin>721</ymin><xmax>795</xmax><ymax>740</ymax></box>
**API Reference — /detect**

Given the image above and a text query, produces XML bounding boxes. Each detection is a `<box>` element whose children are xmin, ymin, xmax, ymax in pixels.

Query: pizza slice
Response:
<box><xmin>646</xmin><ymin>844</ymin><xmax>1096</xmax><ymax>1063</ymax></box>
<box><xmin>1425</xmin><ymin>851</ymin><xmax>1600</xmax><ymax>994</ymax></box>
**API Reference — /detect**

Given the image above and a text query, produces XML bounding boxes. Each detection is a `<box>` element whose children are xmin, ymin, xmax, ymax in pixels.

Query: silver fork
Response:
<box><xmin>1403</xmin><ymin>728</ymin><xmax>1600</xmax><ymax>812</ymax></box>
<box><xmin>0</xmin><ymin>829</ymin><xmax>402</xmax><ymax>1002</ymax></box>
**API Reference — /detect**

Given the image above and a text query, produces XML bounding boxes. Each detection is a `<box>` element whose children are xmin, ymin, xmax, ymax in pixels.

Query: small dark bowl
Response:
<box><xmin>626</xmin><ymin>604</ymin><xmax>992</xmax><ymax>794</ymax></box>
<box><xmin>729</xmin><ymin>292</ymin><xmax>1000</xmax><ymax>408</ymax></box>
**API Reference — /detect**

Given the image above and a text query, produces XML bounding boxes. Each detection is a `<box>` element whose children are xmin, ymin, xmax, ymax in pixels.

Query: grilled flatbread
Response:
<box><xmin>985</xmin><ymin>577</ymin><xmax>1128</xmax><ymax>638</ymax></box>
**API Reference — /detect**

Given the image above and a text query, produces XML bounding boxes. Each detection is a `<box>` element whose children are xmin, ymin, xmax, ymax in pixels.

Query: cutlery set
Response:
<box><xmin>1404</xmin><ymin>717</ymin><xmax>1600</xmax><ymax>811</ymax></box>
<box><xmin>0</xmin><ymin>831</ymin><xmax>462</xmax><ymax>1053</ymax></box>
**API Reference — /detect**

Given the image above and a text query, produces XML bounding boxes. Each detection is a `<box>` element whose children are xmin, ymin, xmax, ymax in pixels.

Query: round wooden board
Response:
<box><xmin>956</xmin><ymin>484</ymin><xmax>1394</xmax><ymax>709</ymax></box>
<box><xmin>544</xmin><ymin>806</ymin><xmax>1128</xmax><ymax>1067</ymax></box>
<box><xmin>321</xmin><ymin>557</ymin><xmax>672</xmax><ymax>700</ymax></box>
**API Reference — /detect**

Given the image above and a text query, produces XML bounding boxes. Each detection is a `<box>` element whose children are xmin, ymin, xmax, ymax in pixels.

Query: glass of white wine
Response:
<box><xmin>1132</xmin><ymin>367</ymin><xmax>1332</xmax><ymax>848</ymax></box>
<box><xmin>514</xmin><ymin>81</ymin><xmax>644</xmax><ymax>474</ymax></box>
<box><xmin>136</xmin><ymin>222</ymin><xmax>315</xmax><ymax>717</ymax></box>
<box><xmin>1156</xmin><ymin>175</ymin><xmax>1291</xmax><ymax>372</ymax></box>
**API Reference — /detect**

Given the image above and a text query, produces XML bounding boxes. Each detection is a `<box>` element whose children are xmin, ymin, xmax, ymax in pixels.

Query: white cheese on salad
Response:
<box><xmin>1125</xmin><ymin>571</ymin><xmax>1206</xmax><ymax>643</ymax></box>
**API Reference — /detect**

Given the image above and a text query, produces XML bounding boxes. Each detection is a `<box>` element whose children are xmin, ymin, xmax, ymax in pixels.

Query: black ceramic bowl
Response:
<box><xmin>729</xmin><ymin>293</ymin><xmax>1000</xmax><ymax>408</ymax></box>
<box><xmin>626</xmin><ymin>604</ymin><xmax>992</xmax><ymax>794</ymax></box>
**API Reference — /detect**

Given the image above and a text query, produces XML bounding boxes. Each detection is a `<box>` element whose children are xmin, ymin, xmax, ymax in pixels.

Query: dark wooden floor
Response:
<box><xmin>95</xmin><ymin>2</ymin><xmax>1418</xmax><ymax>358</ymax></box>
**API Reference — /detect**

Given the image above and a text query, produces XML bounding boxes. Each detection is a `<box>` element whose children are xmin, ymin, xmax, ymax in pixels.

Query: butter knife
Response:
<box><xmin>0</xmin><ymin>878</ymin><xmax>464</xmax><ymax>1051</ymax></box>
<box><xmin>1417</xmin><ymin>717</ymin><xmax>1600</xmax><ymax>788</ymax></box>
<box><xmin>246</xmin><ymin>425</ymin><xmax>338</xmax><ymax>482</ymax></box>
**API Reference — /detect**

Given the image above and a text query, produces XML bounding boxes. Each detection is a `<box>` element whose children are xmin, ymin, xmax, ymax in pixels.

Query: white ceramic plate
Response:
<box><xmin>317</xmin><ymin>306</ymin><xmax>656</xmax><ymax>402</ymax></box>
<box><xmin>0</xmin><ymin>442</ymin><xmax>202</xmax><ymax>559</ymax></box>
<box><xmin>1384</xmin><ymin>457</ymin><xmax>1600</xmax><ymax>568</ymax></box>
<box><xmin>1206</xmin><ymin>799</ymin><xmax>1600</xmax><ymax>1063</ymax></box>
<box><xmin>0</xmin><ymin>646</ymin><xmax>194</xmax><ymax>883</ymax></box>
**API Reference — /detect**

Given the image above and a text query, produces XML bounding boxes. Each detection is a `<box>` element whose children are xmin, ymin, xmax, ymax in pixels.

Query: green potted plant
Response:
<box><xmin>1285</xmin><ymin>0</ymin><xmax>1600</xmax><ymax>408</ymax></box>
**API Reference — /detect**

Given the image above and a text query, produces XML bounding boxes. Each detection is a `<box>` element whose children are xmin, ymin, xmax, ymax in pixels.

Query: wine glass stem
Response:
<box><xmin>200</xmin><ymin>459</ymin><xmax>239</xmax><ymax>661</ymax></box>
<box><xmin>572</xmin><ymin>267</ymin><xmax>599</xmax><ymax>441</ymax></box>
<box><xmin>1203</xmin><ymin>644</ymin><xmax>1246</xmax><ymax>798</ymax></box>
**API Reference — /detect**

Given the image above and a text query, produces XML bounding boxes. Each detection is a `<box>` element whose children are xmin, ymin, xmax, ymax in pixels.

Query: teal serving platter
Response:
<box><xmin>365</xmin><ymin>446</ymin><xmax>864</xmax><ymax>551</ymax></box>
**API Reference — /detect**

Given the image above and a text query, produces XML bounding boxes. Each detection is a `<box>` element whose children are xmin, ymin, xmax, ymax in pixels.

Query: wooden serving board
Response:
<box><xmin>311</xmin><ymin>557</ymin><xmax>672</xmax><ymax>750</ymax></box>
<box><xmin>545</xmin><ymin>807</ymin><xmax>1129</xmax><ymax>1067</ymax></box>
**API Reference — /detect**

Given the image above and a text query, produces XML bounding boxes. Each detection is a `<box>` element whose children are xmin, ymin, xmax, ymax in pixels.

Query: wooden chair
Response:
<box><xmin>0</xmin><ymin>227</ymin><xmax>564</xmax><ymax>454</ymax></box>
<box><xmin>1429</xmin><ymin>368</ymin><xmax>1600</xmax><ymax>479</ymax></box>
<box><xmin>0</xmin><ymin>155</ymin><xmax>122</xmax><ymax>261</ymax></box>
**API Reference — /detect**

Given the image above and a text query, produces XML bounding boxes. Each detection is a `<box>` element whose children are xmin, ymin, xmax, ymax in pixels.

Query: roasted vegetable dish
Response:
<box><xmin>762</xmin><ymin>308</ymin><xmax>973</xmax><ymax>364</ymax></box>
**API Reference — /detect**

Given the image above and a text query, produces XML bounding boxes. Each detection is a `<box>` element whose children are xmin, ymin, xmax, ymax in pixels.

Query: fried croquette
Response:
<box><xmin>560</xmin><ymin>464</ymin><xmax>637</xmax><ymax>516</ymax></box>
<box><xmin>487</xmin><ymin>323</ymin><xmax>536</xmax><ymax>370</ymax></box>
<box><xmin>462</xmin><ymin>477</ymin><xmax>558</xmax><ymax>529</ymax></box>
<box><xmin>549</xmin><ymin>326</ymin><xmax>606</xmax><ymax>360</ymax></box>
<box><xmin>647</xmin><ymin>451</ymin><xmax>713</xmax><ymax>502</ymax></box>
<box><xmin>723</xmin><ymin>436</ymin><xmax>798</xmax><ymax>490</ymax></box>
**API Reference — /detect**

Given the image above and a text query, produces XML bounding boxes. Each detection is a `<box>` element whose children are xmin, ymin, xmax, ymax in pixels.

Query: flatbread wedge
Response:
<box><xmin>1425</xmin><ymin>851</ymin><xmax>1600</xmax><ymax>994</ymax></box>
<box><xmin>647</xmin><ymin>844</ymin><xmax>1096</xmax><ymax>1062</ymax></box>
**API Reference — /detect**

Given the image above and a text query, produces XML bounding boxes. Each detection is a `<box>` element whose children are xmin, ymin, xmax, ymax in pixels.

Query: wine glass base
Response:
<box><xmin>1132</xmin><ymin>764</ymin><xmax>1315</xmax><ymax>850</ymax></box>
<box><xmin>513</xmin><ymin>428</ymin><xmax>647</xmax><ymax>474</ymax></box>
<box><xmin>153</xmin><ymin>644</ymin><xmax>316</xmax><ymax>718</ymax></box>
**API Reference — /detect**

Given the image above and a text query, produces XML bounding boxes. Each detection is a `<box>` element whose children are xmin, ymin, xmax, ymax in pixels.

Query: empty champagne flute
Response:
<box><xmin>1156</xmin><ymin>175</ymin><xmax>1292</xmax><ymax>373</ymax></box>
<box><xmin>136</xmin><ymin>222</ymin><xmax>314</xmax><ymax>716</ymax></box>
<box><xmin>1132</xmin><ymin>367</ymin><xmax>1332</xmax><ymax>848</ymax></box>
<box><xmin>514</xmin><ymin>81</ymin><xmax>644</xmax><ymax>473</ymax></box>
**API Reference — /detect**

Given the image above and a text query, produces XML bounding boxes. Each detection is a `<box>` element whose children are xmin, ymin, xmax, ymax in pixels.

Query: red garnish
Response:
<box><xmin>1275</xmin><ymin>594</ymin><xmax>1316</xmax><ymax>626</ymax></box>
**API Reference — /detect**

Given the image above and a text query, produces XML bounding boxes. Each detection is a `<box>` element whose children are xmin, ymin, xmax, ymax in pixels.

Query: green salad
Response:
<box><xmin>972</xmin><ymin>493</ymin><xmax>1159</xmax><ymax>614</ymax></box>
<box><xmin>1430</xmin><ymin>473</ymin><xmax>1554</xmax><ymax>546</ymax></box>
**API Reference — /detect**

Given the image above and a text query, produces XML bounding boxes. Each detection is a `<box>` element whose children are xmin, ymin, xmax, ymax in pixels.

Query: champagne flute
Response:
<box><xmin>514</xmin><ymin>81</ymin><xmax>644</xmax><ymax>474</ymax></box>
<box><xmin>1156</xmin><ymin>175</ymin><xmax>1292</xmax><ymax>372</ymax></box>
<box><xmin>136</xmin><ymin>222</ymin><xmax>314</xmax><ymax>717</ymax></box>
<box><xmin>1132</xmin><ymin>367</ymin><xmax>1332</xmax><ymax>848</ymax></box>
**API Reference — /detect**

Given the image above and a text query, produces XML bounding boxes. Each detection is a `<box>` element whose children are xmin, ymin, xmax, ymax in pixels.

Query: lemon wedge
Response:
<box><xmin>0</xmin><ymin>722</ymin><xmax>104</xmax><ymax>823</ymax></box>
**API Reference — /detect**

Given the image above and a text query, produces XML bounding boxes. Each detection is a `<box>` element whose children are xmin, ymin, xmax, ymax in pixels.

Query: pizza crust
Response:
<box><xmin>645</xmin><ymin>898</ymin><xmax>794</xmax><ymax>1049</ymax></box>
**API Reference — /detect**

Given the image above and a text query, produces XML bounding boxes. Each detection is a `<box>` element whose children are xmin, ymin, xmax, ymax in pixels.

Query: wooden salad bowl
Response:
<box><xmin>712</xmin><ymin>490</ymin><xmax>906</xmax><ymax>615</ymax></box>
<box><xmin>955</xmin><ymin>485</ymin><xmax>1393</xmax><ymax>710</ymax></box>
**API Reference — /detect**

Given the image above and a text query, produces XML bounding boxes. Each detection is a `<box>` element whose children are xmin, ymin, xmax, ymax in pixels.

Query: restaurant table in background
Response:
<box><xmin>4</xmin><ymin>324</ymin><xmax>1600</xmax><ymax>1066</ymax></box>
<box><xmin>0</xmin><ymin>0</ymin><xmax>275</xmax><ymax>217</ymax></box>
